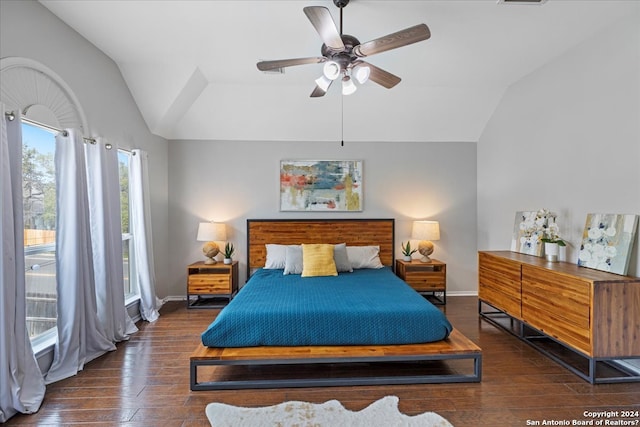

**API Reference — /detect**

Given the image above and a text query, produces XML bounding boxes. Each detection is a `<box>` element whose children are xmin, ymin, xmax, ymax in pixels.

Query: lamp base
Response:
<box><xmin>418</xmin><ymin>240</ymin><xmax>434</xmax><ymax>263</ymax></box>
<box><xmin>202</xmin><ymin>242</ymin><xmax>220</xmax><ymax>265</ymax></box>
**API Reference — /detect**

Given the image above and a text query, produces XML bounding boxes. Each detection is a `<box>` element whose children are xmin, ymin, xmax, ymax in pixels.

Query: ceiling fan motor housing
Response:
<box><xmin>333</xmin><ymin>0</ymin><xmax>350</xmax><ymax>8</ymax></box>
<box><xmin>321</xmin><ymin>34</ymin><xmax>361</xmax><ymax>67</ymax></box>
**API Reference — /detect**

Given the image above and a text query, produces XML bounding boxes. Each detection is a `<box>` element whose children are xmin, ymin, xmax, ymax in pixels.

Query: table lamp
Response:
<box><xmin>411</xmin><ymin>220</ymin><xmax>440</xmax><ymax>263</ymax></box>
<box><xmin>196</xmin><ymin>222</ymin><xmax>227</xmax><ymax>264</ymax></box>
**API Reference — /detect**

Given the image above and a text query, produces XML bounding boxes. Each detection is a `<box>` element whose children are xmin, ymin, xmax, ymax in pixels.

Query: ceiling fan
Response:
<box><xmin>256</xmin><ymin>0</ymin><xmax>431</xmax><ymax>97</ymax></box>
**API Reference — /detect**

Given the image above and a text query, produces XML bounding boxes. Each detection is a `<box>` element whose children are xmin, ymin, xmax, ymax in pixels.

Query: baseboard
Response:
<box><xmin>447</xmin><ymin>291</ymin><xmax>478</xmax><ymax>297</ymax></box>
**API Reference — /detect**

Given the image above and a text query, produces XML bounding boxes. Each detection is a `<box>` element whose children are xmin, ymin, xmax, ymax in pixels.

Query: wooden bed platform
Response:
<box><xmin>190</xmin><ymin>219</ymin><xmax>482</xmax><ymax>390</ymax></box>
<box><xmin>190</xmin><ymin>329</ymin><xmax>482</xmax><ymax>389</ymax></box>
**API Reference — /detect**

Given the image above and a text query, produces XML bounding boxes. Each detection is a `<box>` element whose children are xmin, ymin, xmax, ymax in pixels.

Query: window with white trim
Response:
<box><xmin>22</xmin><ymin>122</ymin><xmax>57</xmax><ymax>341</ymax></box>
<box><xmin>118</xmin><ymin>150</ymin><xmax>139</xmax><ymax>300</ymax></box>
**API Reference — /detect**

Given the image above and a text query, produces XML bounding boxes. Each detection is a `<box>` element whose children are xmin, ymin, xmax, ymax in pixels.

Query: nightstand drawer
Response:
<box><xmin>188</xmin><ymin>275</ymin><xmax>230</xmax><ymax>293</ymax></box>
<box><xmin>405</xmin><ymin>272</ymin><xmax>445</xmax><ymax>290</ymax></box>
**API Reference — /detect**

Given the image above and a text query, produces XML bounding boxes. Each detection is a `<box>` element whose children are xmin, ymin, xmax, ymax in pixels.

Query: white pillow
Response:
<box><xmin>346</xmin><ymin>245</ymin><xmax>384</xmax><ymax>269</ymax></box>
<box><xmin>333</xmin><ymin>243</ymin><xmax>353</xmax><ymax>273</ymax></box>
<box><xmin>264</xmin><ymin>244</ymin><xmax>288</xmax><ymax>269</ymax></box>
<box><xmin>283</xmin><ymin>245</ymin><xmax>303</xmax><ymax>275</ymax></box>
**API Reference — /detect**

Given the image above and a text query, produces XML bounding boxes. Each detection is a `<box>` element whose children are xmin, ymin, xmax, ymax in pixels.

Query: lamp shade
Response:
<box><xmin>342</xmin><ymin>76</ymin><xmax>357</xmax><ymax>95</ymax></box>
<box><xmin>323</xmin><ymin>61</ymin><xmax>341</xmax><ymax>80</ymax></box>
<box><xmin>353</xmin><ymin>64</ymin><xmax>370</xmax><ymax>84</ymax></box>
<box><xmin>314</xmin><ymin>75</ymin><xmax>331</xmax><ymax>92</ymax></box>
<box><xmin>196</xmin><ymin>222</ymin><xmax>227</xmax><ymax>242</ymax></box>
<box><xmin>411</xmin><ymin>220</ymin><xmax>440</xmax><ymax>241</ymax></box>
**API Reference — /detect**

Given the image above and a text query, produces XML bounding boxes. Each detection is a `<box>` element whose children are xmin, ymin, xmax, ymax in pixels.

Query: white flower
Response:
<box><xmin>605</xmin><ymin>227</ymin><xmax>617</xmax><ymax>237</ymax></box>
<box><xmin>588</xmin><ymin>228</ymin><xmax>602</xmax><ymax>239</ymax></box>
<box><xmin>578</xmin><ymin>250</ymin><xmax>591</xmax><ymax>262</ymax></box>
<box><xmin>605</xmin><ymin>246</ymin><xmax>617</xmax><ymax>258</ymax></box>
<box><xmin>592</xmin><ymin>243</ymin><xmax>606</xmax><ymax>256</ymax></box>
<box><xmin>596</xmin><ymin>262</ymin><xmax>611</xmax><ymax>272</ymax></box>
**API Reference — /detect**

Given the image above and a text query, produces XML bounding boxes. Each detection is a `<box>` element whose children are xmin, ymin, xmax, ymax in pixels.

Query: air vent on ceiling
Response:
<box><xmin>497</xmin><ymin>0</ymin><xmax>548</xmax><ymax>4</ymax></box>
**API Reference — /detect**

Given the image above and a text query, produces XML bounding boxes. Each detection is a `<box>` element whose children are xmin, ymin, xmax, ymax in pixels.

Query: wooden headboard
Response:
<box><xmin>247</xmin><ymin>219</ymin><xmax>395</xmax><ymax>277</ymax></box>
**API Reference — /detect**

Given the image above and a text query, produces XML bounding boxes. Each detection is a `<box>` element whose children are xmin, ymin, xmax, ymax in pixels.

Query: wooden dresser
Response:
<box><xmin>478</xmin><ymin>250</ymin><xmax>640</xmax><ymax>383</ymax></box>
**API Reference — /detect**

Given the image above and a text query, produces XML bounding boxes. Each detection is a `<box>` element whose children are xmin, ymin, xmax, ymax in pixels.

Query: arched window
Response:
<box><xmin>2</xmin><ymin>57</ymin><xmax>91</xmax><ymax>345</ymax></box>
<box><xmin>1</xmin><ymin>57</ymin><xmax>88</xmax><ymax>132</ymax></box>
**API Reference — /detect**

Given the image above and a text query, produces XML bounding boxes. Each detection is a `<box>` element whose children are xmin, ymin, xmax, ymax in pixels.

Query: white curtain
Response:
<box><xmin>130</xmin><ymin>149</ymin><xmax>160</xmax><ymax>322</ymax></box>
<box><xmin>85</xmin><ymin>138</ymin><xmax>137</xmax><ymax>342</ymax></box>
<box><xmin>44</xmin><ymin>129</ymin><xmax>115</xmax><ymax>384</ymax></box>
<box><xmin>0</xmin><ymin>105</ymin><xmax>45</xmax><ymax>422</ymax></box>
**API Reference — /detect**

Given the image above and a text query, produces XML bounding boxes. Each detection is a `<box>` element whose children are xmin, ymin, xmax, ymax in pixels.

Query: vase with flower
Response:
<box><xmin>540</xmin><ymin>217</ymin><xmax>566</xmax><ymax>262</ymax></box>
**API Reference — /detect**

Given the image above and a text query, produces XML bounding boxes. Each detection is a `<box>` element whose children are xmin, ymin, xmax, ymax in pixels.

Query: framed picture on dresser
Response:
<box><xmin>577</xmin><ymin>213</ymin><xmax>638</xmax><ymax>275</ymax></box>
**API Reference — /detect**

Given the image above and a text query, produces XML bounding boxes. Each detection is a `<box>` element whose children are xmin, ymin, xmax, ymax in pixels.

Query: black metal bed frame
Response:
<box><xmin>190</xmin><ymin>350</ymin><xmax>482</xmax><ymax>390</ymax></box>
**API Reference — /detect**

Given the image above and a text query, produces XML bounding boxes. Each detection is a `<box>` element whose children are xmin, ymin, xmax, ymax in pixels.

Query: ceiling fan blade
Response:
<box><xmin>353</xmin><ymin>24</ymin><xmax>430</xmax><ymax>58</ymax></box>
<box><xmin>256</xmin><ymin>57</ymin><xmax>326</xmax><ymax>71</ymax></box>
<box><xmin>356</xmin><ymin>61</ymin><xmax>401</xmax><ymax>89</ymax></box>
<box><xmin>303</xmin><ymin>6</ymin><xmax>345</xmax><ymax>51</ymax></box>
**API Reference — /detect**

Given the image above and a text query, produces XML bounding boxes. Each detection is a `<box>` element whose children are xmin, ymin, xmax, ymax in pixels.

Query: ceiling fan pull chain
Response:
<box><xmin>341</xmin><ymin>94</ymin><xmax>344</xmax><ymax>147</ymax></box>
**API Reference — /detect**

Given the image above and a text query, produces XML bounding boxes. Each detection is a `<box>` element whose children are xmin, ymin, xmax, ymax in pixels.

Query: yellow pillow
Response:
<box><xmin>301</xmin><ymin>244</ymin><xmax>338</xmax><ymax>277</ymax></box>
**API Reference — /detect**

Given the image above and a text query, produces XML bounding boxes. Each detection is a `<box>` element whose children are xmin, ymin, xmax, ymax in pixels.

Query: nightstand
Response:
<box><xmin>187</xmin><ymin>261</ymin><xmax>238</xmax><ymax>308</ymax></box>
<box><xmin>395</xmin><ymin>259</ymin><xmax>446</xmax><ymax>305</ymax></box>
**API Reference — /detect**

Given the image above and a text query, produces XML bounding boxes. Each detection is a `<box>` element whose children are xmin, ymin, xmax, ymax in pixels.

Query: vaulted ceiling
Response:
<box><xmin>39</xmin><ymin>0</ymin><xmax>634</xmax><ymax>142</ymax></box>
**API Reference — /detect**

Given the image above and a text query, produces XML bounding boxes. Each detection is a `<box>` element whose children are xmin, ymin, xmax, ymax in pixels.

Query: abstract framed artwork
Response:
<box><xmin>577</xmin><ymin>213</ymin><xmax>638</xmax><ymax>275</ymax></box>
<box><xmin>280</xmin><ymin>160</ymin><xmax>363</xmax><ymax>212</ymax></box>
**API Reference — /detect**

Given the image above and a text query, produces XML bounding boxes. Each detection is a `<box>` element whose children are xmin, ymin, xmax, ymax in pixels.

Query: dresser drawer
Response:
<box><xmin>521</xmin><ymin>265</ymin><xmax>591</xmax><ymax>354</ymax></box>
<box><xmin>478</xmin><ymin>252</ymin><xmax>521</xmax><ymax>281</ymax></box>
<box><xmin>478</xmin><ymin>253</ymin><xmax>522</xmax><ymax>318</ymax></box>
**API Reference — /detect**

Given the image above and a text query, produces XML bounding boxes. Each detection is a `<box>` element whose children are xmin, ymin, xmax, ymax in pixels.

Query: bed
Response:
<box><xmin>190</xmin><ymin>219</ymin><xmax>481</xmax><ymax>390</ymax></box>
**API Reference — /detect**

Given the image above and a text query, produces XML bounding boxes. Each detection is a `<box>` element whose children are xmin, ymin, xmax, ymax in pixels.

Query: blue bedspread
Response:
<box><xmin>201</xmin><ymin>267</ymin><xmax>452</xmax><ymax>347</ymax></box>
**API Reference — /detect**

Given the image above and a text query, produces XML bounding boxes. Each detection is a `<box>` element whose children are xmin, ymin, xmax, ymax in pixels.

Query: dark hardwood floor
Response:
<box><xmin>7</xmin><ymin>296</ymin><xmax>640</xmax><ymax>426</ymax></box>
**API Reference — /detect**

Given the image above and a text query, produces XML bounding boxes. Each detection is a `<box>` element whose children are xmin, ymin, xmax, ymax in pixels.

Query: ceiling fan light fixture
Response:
<box><xmin>323</xmin><ymin>61</ymin><xmax>342</xmax><ymax>80</ymax></box>
<box><xmin>353</xmin><ymin>64</ymin><xmax>370</xmax><ymax>84</ymax></box>
<box><xmin>314</xmin><ymin>75</ymin><xmax>332</xmax><ymax>92</ymax></box>
<box><xmin>342</xmin><ymin>76</ymin><xmax>357</xmax><ymax>95</ymax></box>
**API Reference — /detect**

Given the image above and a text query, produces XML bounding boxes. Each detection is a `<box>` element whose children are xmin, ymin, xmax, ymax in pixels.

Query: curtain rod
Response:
<box><xmin>4</xmin><ymin>111</ymin><xmax>99</xmax><ymax>146</ymax></box>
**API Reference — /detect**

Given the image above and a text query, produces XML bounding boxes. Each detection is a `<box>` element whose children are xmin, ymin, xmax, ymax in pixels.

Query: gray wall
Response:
<box><xmin>168</xmin><ymin>140</ymin><xmax>478</xmax><ymax>295</ymax></box>
<box><xmin>4</xmin><ymin>1</ymin><xmax>638</xmax><ymax>301</ymax></box>
<box><xmin>0</xmin><ymin>0</ymin><xmax>171</xmax><ymax>296</ymax></box>
<box><xmin>478</xmin><ymin>12</ymin><xmax>640</xmax><ymax>276</ymax></box>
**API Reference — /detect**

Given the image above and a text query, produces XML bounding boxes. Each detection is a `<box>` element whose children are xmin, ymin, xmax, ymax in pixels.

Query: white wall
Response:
<box><xmin>168</xmin><ymin>140</ymin><xmax>477</xmax><ymax>296</ymax></box>
<box><xmin>478</xmin><ymin>11</ymin><xmax>640</xmax><ymax>276</ymax></box>
<box><xmin>0</xmin><ymin>0</ymin><xmax>171</xmax><ymax>296</ymax></box>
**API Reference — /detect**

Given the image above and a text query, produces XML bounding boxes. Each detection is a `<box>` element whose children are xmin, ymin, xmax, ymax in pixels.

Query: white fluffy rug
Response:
<box><xmin>205</xmin><ymin>395</ymin><xmax>453</xmax><ymax>427</ymax></box>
